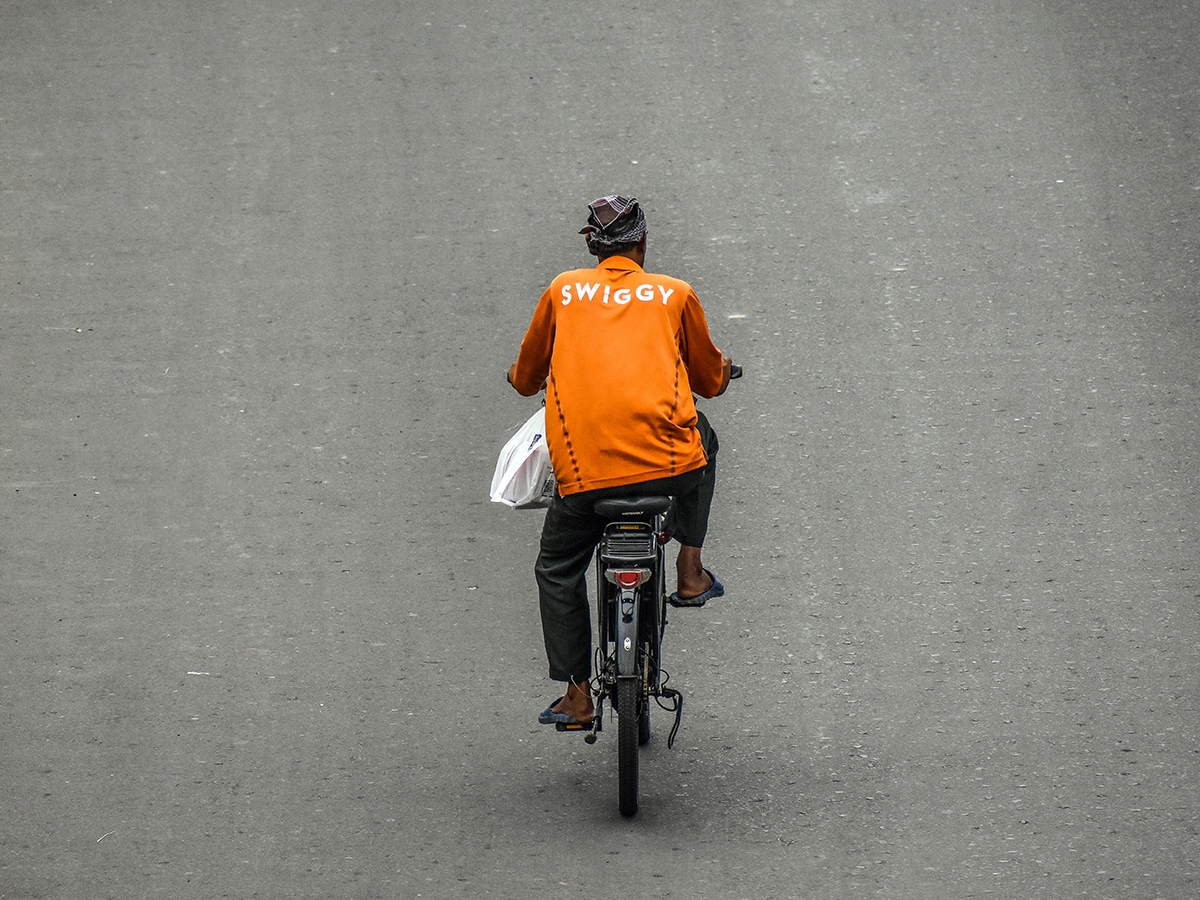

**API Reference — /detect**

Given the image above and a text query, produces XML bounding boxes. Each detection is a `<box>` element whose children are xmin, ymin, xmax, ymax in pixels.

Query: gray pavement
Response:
<box><xmin>2</xmin><ymin>1</ymin><xmax>1197</xmax><ymax>898</ymax></box>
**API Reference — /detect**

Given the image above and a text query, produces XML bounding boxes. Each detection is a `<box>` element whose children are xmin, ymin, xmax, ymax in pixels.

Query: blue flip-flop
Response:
<box><xmin>668</xmin><ymin>569</ymin><xmax>724</xmax><ymax>608</ymax></box>
<box><xmin>538</xmin><ymin>697</ymin><xmax>592</xmax><ymax>728</ymax></box>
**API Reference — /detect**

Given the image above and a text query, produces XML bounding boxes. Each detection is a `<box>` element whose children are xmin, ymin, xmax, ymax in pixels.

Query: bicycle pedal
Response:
<box><xmin>555</xmin><ymin>721</ymin><xmax>592</xmax><ymax>733</ymax></box>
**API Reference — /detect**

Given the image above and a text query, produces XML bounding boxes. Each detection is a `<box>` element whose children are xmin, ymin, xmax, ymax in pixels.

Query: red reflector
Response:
<box><xmin>615</xmin><ymin>571</ymin><xmax>642</xmax><ymax>588</ymax></box>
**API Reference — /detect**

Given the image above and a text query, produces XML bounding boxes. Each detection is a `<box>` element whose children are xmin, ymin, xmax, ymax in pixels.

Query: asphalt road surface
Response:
<box><xmin>2</xmin><ymin>1</ymin><xmax>1197</xmax><ymax>898</ymax></box>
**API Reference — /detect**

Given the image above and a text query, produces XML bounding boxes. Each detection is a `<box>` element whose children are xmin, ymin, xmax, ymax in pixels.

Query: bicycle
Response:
<box><xmin>558</xmin><ymin>365</ymin><xmax>741</xmax><ymax>817</ymax></box>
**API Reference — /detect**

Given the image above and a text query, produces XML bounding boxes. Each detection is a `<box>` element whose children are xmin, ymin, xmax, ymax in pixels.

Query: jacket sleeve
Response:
<box><xmin>679</xmin><ymin>288</ymin><xmax>725</xmax><ymax>398</ymax></box>
<box><xmin>510</xmin><ymin>286</ymin><xmax>556</xmax><ymax>396</ymax></box>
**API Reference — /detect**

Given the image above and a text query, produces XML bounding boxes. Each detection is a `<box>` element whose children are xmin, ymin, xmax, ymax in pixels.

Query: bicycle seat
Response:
<box><xmin>594</xmin><ymin>495</ymin><xmax>672</xmax><ymax>519</ymax></box>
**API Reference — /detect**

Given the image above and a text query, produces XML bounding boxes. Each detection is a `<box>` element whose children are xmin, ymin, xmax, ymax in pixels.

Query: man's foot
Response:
<box><xmin>537</xmin><ymin>681</ymin><xmax>593</xmax><ymax>726</ymax></box>
<box><xmin>669</xmin><ymin>568</ymin><xmax>725</xmax><ymax>608</ymax></box>
<box><xmin>538</xmin><ymin>700</ymin><xmax>592</xmax><ymax>727</ymax></box>
<box><xmin>675</xmin><ymin>566</ymin><xmax>717</xmax><ymax>599</ymax></box>
<box><xmin>675</xmin><ymin>544</ymin><xmax>722</xmax><ymax>605</ymax></box>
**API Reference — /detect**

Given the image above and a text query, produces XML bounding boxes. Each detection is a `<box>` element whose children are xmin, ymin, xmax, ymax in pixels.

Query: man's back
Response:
<box><xmin>510</xmin><ymin>254</ymin><xmax>725</xmax><ymax>495</ymax></box>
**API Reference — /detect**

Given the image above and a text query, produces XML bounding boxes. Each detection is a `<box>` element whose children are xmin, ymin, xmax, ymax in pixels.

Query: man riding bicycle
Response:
<box><xmin>507</xmin><ymin>195</ymin><xmax>732</xmax><ymax>728</ymax></box>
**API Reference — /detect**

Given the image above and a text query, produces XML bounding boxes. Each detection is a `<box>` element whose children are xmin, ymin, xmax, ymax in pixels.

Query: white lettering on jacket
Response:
<box><xmin>561</xmin><ymin>282</ymin><xmax>676</xmax><ymax>306</ymax></box>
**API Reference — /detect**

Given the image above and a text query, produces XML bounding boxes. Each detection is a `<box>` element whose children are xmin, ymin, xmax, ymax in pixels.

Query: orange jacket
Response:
<box><xmin>511</xmin><ymin>256</ymin><xmax>725</xmax><ymax>495</ymax></box>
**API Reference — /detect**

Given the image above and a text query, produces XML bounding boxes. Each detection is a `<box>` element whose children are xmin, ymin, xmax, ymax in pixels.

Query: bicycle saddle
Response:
<box><xmin>593</xmin><ymin>495</ymin><xmax>672</xmax><ymax>518</ymax></box>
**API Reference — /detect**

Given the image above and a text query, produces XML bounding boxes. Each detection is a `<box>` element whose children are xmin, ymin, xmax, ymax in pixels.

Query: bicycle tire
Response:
<box><xmin>617</xmin><ymin>678</ymin><xmax>640</xmax><ymax>816</ymax></box>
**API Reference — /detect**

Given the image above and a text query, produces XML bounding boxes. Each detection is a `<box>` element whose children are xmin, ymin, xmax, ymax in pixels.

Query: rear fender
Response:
<box><xmin>615</xmin><ymin>587</ymin><xmax>639</xmax><ymax>676</ymax></box>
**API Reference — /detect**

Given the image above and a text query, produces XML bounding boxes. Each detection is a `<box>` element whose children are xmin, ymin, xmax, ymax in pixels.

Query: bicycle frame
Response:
<box><xmin>586</xmin><ymin>495</ymin><xmax>683</xmax><ymax>816</ymax></box>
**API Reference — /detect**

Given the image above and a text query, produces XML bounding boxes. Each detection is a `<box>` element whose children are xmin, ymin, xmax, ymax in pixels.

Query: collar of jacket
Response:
<box><xmin>595</xmin><ymin>255</ymin><xmax>644</xmax><ymax>275</ymax></box>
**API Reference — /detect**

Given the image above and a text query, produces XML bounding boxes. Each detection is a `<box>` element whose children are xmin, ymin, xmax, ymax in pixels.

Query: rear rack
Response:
<box><xmin>599</xmin><ymin>522</ymin><xmax>656</xmax><ymax>562</ymax></box>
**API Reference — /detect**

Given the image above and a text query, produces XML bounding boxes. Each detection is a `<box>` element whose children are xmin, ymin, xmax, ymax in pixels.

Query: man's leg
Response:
<box><xmin>672</xmin><ymin>411</ymin><xmax>720</xmax><ymax>599</ymax></box>
<box><xmin>534</xmin><ymin>494</ymin><xmax>602</xmax><ymax>720</ymax></box>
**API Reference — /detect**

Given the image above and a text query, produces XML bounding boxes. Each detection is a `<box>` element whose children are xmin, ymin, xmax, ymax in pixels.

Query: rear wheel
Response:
<box><xmin>617</xmin><ymin>678</ymin><xmax>641</xmax><ymax>816</ymax></box>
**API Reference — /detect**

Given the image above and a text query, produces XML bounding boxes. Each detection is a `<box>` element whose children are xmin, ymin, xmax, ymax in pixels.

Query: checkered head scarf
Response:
<box><xmin>579</xmin><ymin>195</ymin><xmax>647</xmax><ymax>256</ymax></box>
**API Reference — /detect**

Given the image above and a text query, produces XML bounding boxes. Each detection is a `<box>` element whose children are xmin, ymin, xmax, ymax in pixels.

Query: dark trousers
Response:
<box><xmin>534</xmin><ymin>412</ymin><xmax>719</xmax><ymax>683</ymax></box>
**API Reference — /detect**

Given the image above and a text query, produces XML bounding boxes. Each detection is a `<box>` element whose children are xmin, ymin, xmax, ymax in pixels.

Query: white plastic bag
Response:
<box><xmin>490</xmin><ymin>407</ymin><xmax>557</xmax><ymax>509</ymax></box>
